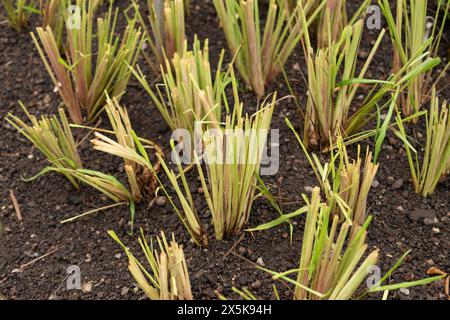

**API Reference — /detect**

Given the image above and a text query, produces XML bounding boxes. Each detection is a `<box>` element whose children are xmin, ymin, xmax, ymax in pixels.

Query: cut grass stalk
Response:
<box><xmin>31</xmin><ymin>0</ymin><xmax>144</xmax><ymax>124</ymax></box>
<box><xmin>39</xmin><ymin>0</ymin><xmax>66</xmax><ymax>49</ymax></box>
<box><xmin>109</xmin><ymin>229</ymin><xmax>193</xmax><ymax>300</ymax></box>
<box><xmin>379</xmin><ymin>0</ymin><xmax>449</xmax><ymax>116</ymax></box>
<box><xmin>395</xmin><ymin>87</ymin><xmax>450</xmax><ymax>197</ymax></box>
<box><xmin>213</xmin><ymin>0</ymin><xmax>325</xmax><ymax>97</ymax></box>
<box><xmin>1</xmin><ymin>0</ymin><xmax>37</xmax><ymax>31</ymax></box>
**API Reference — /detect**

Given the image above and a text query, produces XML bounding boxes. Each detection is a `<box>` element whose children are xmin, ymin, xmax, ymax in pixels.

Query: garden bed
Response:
<box><xmin>0</xmin><ymin>0</ymin><xmax>449</xmax><ymax>300</ymax></box>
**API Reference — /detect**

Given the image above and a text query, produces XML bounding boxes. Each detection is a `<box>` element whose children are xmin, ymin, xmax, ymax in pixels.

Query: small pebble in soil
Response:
<box><xmin>250</xmin><ymin>280</ymin><xmax>262</xmax><ymax>290</ymax></box>
<box><xmin>396</xmin><ymin>206</ymin><xmax>404</xmax><ymax>212</ymax></box>
<box><xmin>400</xmin><ymin>288</ymin><xmax>410</xmax><ymax>296</ymax></box>
<box><xmin>198</xmin><ymin>187</ymin><xmax>204</xmax><ymax>194</ymax></box>
<box><xmin>407</xmin><ymin>208</ymin><xmax>436</xmax><ymax>222</ymax></box>
<box><xmin>372</xmin><ymin>180</ymin><xmax>380</xmax><ymax>188</ymax></box>
<box><xmin>156</xmin><ymin>196</ymin><xmax>167</xmax><ymax>206</ymax></box>
<box><xmin>392</xmin><ymin>178</ymin><xmax>404</xmax><ymax>190</ymax></box>
<box><xmin>237</xmin><ymin>246</ymin><xmax>247</xmax><ymax>256</ymax></box>
<box><xmin>121</xmin><ymin>287</ymin><xmax>130</xmax><ymax>296</ymax></box>
<box><xmin>256</xmin><ymin>257</ymin><xmax>265</xmax><ymax>267</ymax></box>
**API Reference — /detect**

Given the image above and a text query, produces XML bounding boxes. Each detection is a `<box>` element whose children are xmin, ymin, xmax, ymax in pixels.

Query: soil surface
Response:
<box><xmin>0</xmin><ymin>0</ymin><xmax>449</xmax><ymax>300</ymax></box>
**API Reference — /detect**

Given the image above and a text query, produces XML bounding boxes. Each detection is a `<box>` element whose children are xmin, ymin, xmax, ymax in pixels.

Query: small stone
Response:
<box><xmin>82</xmin><ymin>282</ymin><xmax>93</xmax><ymax>293</ymax></box>
<box><xmin>404</xmin><ymin>272</ymin><xmax>415</xmax><ymax>281</ymax></box>
<box><xmin>156</xmin><ymin>196</ymin><xmax>167</xmax><ymax>206</ymax></box>
<box><xmin>396</xmin><ymin>206</ymin><xmax>404</xmax><ymax>212</ymax></box>
<box><xmin>27</xmin><ymin>154</ymin><xmax>34</xmax><ymax>159</ymax></box>
<box><xmin>11</xmin><ymin>268</ymin><xmax>20</xmax><ymax>274</ymax></box>
<box><xmin>358</xmin><ymin>50</ymin><xmax>369</xmax><ymax>59</ymax></box>
<box><xmin>121</xmin><ymin>287</ymin><xmax>130</xmax><ymax>296</ymax></box>
<box><xmin>423</xmin><ymin>218</ymin><xmax>435</xmax><ymax>225</ymax></box>
<box><xmin>400</xmin><ymin>288</ymin><xmax>410</xmax><ymax>296</ymax></box>
<box><xmin>256</xmin><ymin>257</ymin><xmax>265</xmax><ymax>267</ymax></box>
<box><xmin>407</xmin><ymin>209</ymin><xmax>436</xmax><ymax>222</ymax></box>
<box><xmin>198</xmin><ymin>187</ymin><xmax>204</xmax><ymax>194</ymax></box>
<box><xmin>115</xmin><ymin>253</ymin><xmax>121</xmax><ymax>259</ymax></box>
<box><xmin>392</xmin><ymin>178</ymin><xmax>404</xmax><ymax>190</ymax></box>
<box><xmin>432</xmin><ymin>227</ymin><xmax>440</xmax><ymax>234</ymax></box>
<box><xmin>426</xmin><ymin>259</ymin><xmax>435</xmax><ymax>266</ymax></box>
<box><xmin>237</xmin><ymin>246</ymin><xmax>247</xmax><ymax>255</ymax></box>
<box><xmin>250</xmin><ymin>280</ymin><xmax>262</xmax><ymax>290</ymax></box>
<box><xmin>388</xmin><ymin>137</ymin><xmax>398</xmax><ymax>146</ymax></box>
<box><xmin>372</xmin><ymin>180</ymin><xmax>380</xmax><ymax>188</ymax></box>
<box><xmin>292</xmin><ymin>63</ymin><xmax>300</xmax><ymax>71</ymax></box>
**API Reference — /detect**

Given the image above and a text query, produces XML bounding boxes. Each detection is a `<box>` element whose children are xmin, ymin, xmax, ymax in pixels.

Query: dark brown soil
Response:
<box><xmin>0</xmin><ymin>0</ymin><xmax>449</xmax><ymax>301</ymax></box>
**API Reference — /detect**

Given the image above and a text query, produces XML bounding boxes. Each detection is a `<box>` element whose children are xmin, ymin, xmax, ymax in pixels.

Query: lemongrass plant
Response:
<box><xmin>130</xmin><ymin>0</ymin><xmax>186</xmax><ymax>72</ymax></box>
<box><xmin>6</xmin><ymin>104</ymin><xmax>133</xmax><ymax>204</ymax></box>
<box><xmin>1</xmin><ymin>0</ymin><xmax>37</xmax><ymax>31</ymax></box>
<box><xmin>92</xmin><ymin>130</ymin><xmax>206</xmax><ymax>245</ymax></box>
<box><xmin>316</xmin><ymin>0</ymin><xmax>371</xmax><ymax>48</ymax></box>
<box><xmin>298</xmin><ymin>5</ymin><xmax>440</xmax><ymax>150</ymax></box>
<box><xmin>39</xmin><ymin>0</ymin><xmax>66</xmax><ymax>48</ymax></box>
<box><xmin>286</xmin><ymin>118</ymin><xmax>378</xmax><ymax>232</ymax></box>
<box><xmin>213</xmin><ymin>0</ymin><xmax>325</xmax><ymax>97</ymax></box>
<box><xmin>6</xmin><ymin>103</ymin><xmax>82</xmax><ymax>187</ymax></box>
<box><xmin>131</xmin><ymin>36</ymin><xmax>229</xmax><ymax>140</ymax></box>
<box><xmin>31</xmin><ymin>0</ymin><xmax>144</xmax><ymax>124</ymax></box>
<box><xmin>194</xmin><ymin>93</ymin><xmax>276</xmax><ymax>240</ymax></box>
<box><xmin>396</xmin><ymin>87</ymin><xmax>450</xmax><ymax>197</ymax></box>
<box><xmin>263</xmin><ymin>187</ymin><xmax>444</xmax><ymax>300</ymax></box>
<box><xmin>287</xmin><ymin>187</ymin><xmax>379</xmax><ymax>299</ymax></box>
<box><xmin>379</xmin><ymin>0</ymin><xmax>449</xmax><ymax>117</ymax></box>
<box><xmin>109</xmin><ymin>230</ymin><xmax>193</xmax><ymax>300</ymax></box>
<box><xmin>101</xmin><ymin>97</ymin><xmax>163</xmax><ymax>203</ymax></box>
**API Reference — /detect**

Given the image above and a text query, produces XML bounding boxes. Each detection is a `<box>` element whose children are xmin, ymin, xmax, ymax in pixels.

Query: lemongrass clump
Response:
<box><xmin>379</xmin><ymin>0</ymin><xmax>449</xmax><ymax>116</ymax></box>
<box><xmin>31</xmin><ymin>0</ymin><xmax>144</xmax><ymax>124</ymax></box>
<box><xmin>280</xmin><ymin>187</ymin><xmax>379</xmax><ymax>300</ymax></box>
<box><xmin>131</xmin><ymin>0</ymin><xmax>186</xmax><ymax>72</ymax></box>
<box><xmin>6</xmin><ymin>104</ymin><xmax>133</xmax><ymax>203</ymax></box>
<box><xmin>316</xmin><ymin>0</ymin><xmax>370</xmax><ymax>48</ymax></box>
<box><xmin>131</xmin><ymin>36</ymin><xmax>229</xmax><ymax>139</ymax></box>
<box><xmin>194</xmin><ymin>93</ymin><xmax>276</xmax><ymax>240</ymax></box>
<box><xmin>1</xmin><ymin>0</ymin><xmax>36</xmax><ymax>32</ymax></box>
<box><xmin>213</xmin><ymin>0</ymin><xmax>324</xmax><ymax>97</ymax></box>
<box><xmin>287</xmin><ymin>118</ymin><xmax>378</xmax><ymax>230</ymax></box>
<box><xmin>396</xmin><ymin>87</ymin><xmax>450</xmax><ymax>197</ymax></box>
<box><xmin>92</xmin><ymin>129</ymin><xmax>206</xmax><ymax>245</ymax></box>
<box><xmin>109</xmin><ymin>230</ymin><xmax>193</xmax><ymax>300</ymax></box>
<box><xmin>299</xmin><ymin>8</ymin><xmax>439</xmax><ymax>150</ymax></box>
<box><xmin>99</xmin><ymin>97</ymin><xmax>163</xmax><ymax>203</ymax></box>
<box><xmin>39</xmin><ymin>0</ymin><xmax>66</xmax><ymax>48</ymax></box>
<box><xmin>7</xmin><ymin>103</ymin><xmax>82</xmax><ymax>187</ymax></box>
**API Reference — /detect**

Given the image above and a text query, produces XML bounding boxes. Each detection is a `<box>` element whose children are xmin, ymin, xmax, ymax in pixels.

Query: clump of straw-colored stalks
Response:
<box><xmin>213</xmin><ymin>0</ymin><xmax>325</xmax><ymax>97</ymax></box>
<box><xmin>396</xmin><ymin>87</ymin><xmax>450</xmax><ymax>197</ymax></box>
<box><xmin>31</xmin><ymin>0</ymin><xmax>143</xmax><ymax>124</ymax></box>
<box><xmin>109</xmin><ymin>230</ymin><xmax>193</xmax><ymax>300</ymax></box>
<box><xmin>379</xmin><ymin>0</ymin><xmax>449</xmax><ymax>117</ymax></box>
<box><xmin>131</xmin><ymin>0</ymin><xmax>187</xmax><ymax>72</ymax></box>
